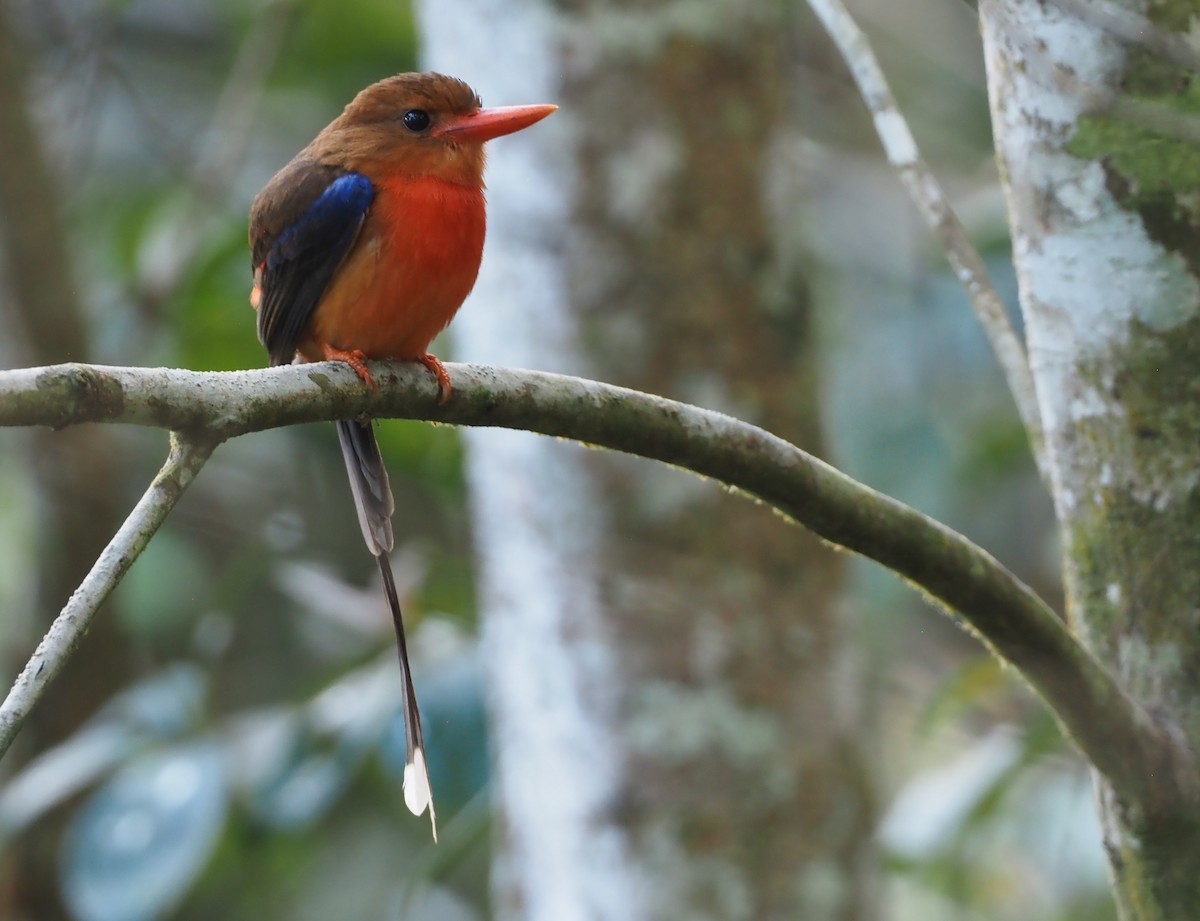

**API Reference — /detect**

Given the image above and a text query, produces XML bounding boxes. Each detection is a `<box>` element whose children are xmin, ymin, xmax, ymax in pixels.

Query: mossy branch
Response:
<box><xmin>0</xmin><ymin>360</ymin><xmax>1190</xmax><ymax>812</ymax></box>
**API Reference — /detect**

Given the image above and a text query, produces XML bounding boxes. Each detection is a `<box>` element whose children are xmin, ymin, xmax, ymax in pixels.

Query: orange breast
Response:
<box><xmin>300</xmin><ymin>175</ymin><xmax>486</xmax><ymax>362</ymax></box>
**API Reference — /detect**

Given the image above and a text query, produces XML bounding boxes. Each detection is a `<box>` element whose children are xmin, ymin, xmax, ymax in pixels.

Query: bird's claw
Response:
<box><xmin>321</xmin><ymin>343</ymin><xmax>379</xmax><ymax>393</ymax></box>
<box><xmin>417</xmin><ymin>353</ymin><xmax>453</xmax><ymax>404</ymax></box>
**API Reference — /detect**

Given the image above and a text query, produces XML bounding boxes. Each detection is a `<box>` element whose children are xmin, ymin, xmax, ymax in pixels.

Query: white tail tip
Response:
<box><xmin>403</xmin><ymin>748</ymin><xmax>438</xmax><ymax>842</ymax></box>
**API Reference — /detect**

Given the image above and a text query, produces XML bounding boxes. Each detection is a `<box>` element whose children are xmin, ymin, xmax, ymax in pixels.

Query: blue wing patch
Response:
<box><xmin>254</xmin><ymin>170</ymin><xmax>376</xmax><ymax>366</ymax></box>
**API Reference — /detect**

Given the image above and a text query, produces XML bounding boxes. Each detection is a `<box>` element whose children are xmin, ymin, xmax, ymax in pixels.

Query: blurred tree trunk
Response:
<box><xmin>420</xmin><ymin>3</ymin><xmax>875</xmax><ymax>919</ymax></box>
<box><xmin>0</xmin><ymin>5</ymin><xmax>132</xmax><ymax>918</ymax></box>
<box><xmin>980</xmin><ymin>2</ymin><xmax>1200</xmax><ymax>917</ymax></box>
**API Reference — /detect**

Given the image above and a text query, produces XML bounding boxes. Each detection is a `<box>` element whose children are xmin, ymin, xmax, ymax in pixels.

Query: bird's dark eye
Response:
<box><xmin>402</xmin><ymin>109</ymin><xmax>431</xmax><ymax>132</ymax></box>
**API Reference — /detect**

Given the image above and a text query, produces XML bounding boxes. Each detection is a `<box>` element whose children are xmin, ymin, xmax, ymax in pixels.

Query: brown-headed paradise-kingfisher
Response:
<box><xmin>249</xmin><ymin>73</ymin><xmax>556</xmax><ymax>840</ymax></box>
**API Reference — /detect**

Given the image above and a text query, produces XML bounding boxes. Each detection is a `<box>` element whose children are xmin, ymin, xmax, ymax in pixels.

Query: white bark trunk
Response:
<box><xmin>982</xmin><ymin>0</ymin><xmax>1198</xmax><ymax>539</ymax></box>
<box><xmin>418</xmin><ymin>4</ymin><xmax>645</xmax><ymax>919</ymax></box>
<box><xmin>421</xmin><ymin>2</ymin><xmax>873</xmax><ymax>918</ymax></box>
<box><xmin>981</xmin><ymin>1</ymin><xmax>1200</xmax><ymax>916</ymax></box>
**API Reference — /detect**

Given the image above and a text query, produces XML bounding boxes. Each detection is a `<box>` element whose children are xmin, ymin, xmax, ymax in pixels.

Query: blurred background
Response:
<box><xmin>0</xmin><ymin>0</ymin><xmax>1113</xmax><ymax>918</ymax></box>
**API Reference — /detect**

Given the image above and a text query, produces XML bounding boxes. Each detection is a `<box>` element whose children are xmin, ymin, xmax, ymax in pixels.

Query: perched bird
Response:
<box><xmin>248</xmin><ymin>73</ymin><xmax>556</xmax><ymax>840</ymax></box>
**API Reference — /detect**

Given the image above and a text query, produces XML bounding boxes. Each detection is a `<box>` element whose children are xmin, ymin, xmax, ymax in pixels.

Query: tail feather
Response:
<box><xmin>336</xmin><ymin>419</ymin><xmax>436</xmax><ymax>841</ymax></box>
<box><xmin>336</xmin><ymin>419</ymin><xmax>394</xmax><ymax>554</ymax></box>
<box><xmin>379</xmin><ymin>553</ymin><xmax>436</xmax><ymax>841</ymax></box>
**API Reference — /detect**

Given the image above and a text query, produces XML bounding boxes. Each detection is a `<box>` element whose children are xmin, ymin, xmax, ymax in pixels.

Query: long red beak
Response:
<box><xmin>434</xmin><ymin>104</ymin><xmax>557</xmax><ymax>142</ymax></box>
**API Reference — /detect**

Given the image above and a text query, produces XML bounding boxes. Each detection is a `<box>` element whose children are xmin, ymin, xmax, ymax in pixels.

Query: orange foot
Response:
<box><xmin>320</xmin><ymin>342</ymin><xmax>378</xmax><ymax>393</ymax></box>
<box><xmin>418</xmin><ymin>353</ymin><xmax>453</xmax><ymax>404</ymax></box>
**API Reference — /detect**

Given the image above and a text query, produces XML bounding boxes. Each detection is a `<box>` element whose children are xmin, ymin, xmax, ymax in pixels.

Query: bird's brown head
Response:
<box><xmin>310</xmin><ymin>72</ymin><xmax>556</xmax><ymax>186</ymax></box>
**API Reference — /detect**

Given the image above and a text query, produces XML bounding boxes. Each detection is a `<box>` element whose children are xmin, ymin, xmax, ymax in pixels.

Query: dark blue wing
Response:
<box><xmin>252</xmin><ymin>166</ymin><xmax>375</xmax><ymax>366</ymax></box>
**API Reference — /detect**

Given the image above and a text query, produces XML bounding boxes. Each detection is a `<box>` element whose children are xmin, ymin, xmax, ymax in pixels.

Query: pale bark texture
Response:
<box><xmin>980</xmin><ymin>1</ymin><xmax>1200</xmax><ymax>916</ymax></box>
<box><xmin>420</xmin><ymin>2</ymin><xmax>875</xmax><ymax>920</ymax></box>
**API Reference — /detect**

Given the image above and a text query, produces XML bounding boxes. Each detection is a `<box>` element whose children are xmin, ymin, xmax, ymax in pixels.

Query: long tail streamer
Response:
<box><xmin>336</xmin><ymin>418</ymin><xmax>436</xmax><ymax>841</ymax></box>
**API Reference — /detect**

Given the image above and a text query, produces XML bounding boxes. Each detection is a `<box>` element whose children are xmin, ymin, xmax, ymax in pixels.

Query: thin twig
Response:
<box><xmin>0</xmin><ymin>433</ymin><xmax>215</xmax><ymax>759</ymax></box>
<box><xmin>806</xmin><ymin>0</ymin><xmax>1051</xmax><ymax>485</ymax></box>
<box><xmin>0</xmin><ymin>359</ymin><xmax>1184</xmax><ymax>810</ymax></box>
